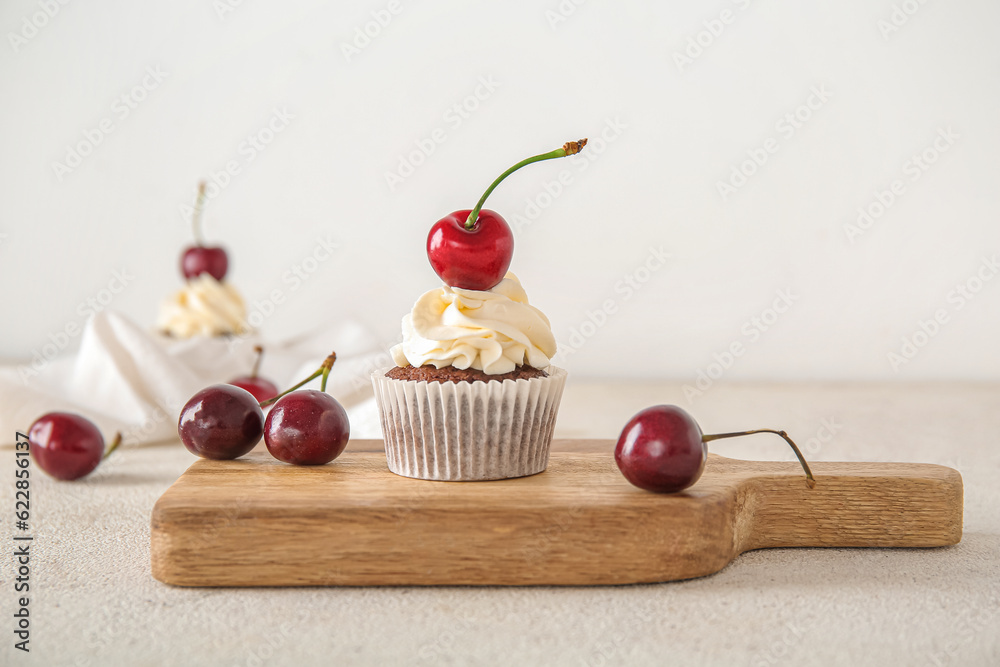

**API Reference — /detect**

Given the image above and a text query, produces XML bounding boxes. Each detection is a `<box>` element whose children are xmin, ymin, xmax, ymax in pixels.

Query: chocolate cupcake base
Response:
<box><xmin>371</xmin><ymin>366</ymin><xmax>567</xmax><ymax>481</ymax></box>
<box><xmin>385</xmin><ymin>365</ymin><xmax>548</xmax><ymax>383</ymax></box>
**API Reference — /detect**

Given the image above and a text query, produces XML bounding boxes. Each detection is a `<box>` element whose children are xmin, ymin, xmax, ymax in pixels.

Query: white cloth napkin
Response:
<box><xmin>0</xmin><ymin>311</ymin><xmax>388</xmax><ymax>446</ymax></box>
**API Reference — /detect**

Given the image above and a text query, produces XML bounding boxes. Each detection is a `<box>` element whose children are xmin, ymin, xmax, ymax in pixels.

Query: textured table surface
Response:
<box><xmin>2</xmin><ymin>381</ymin><xmax>998</xmax><ymax>667</ymax></box>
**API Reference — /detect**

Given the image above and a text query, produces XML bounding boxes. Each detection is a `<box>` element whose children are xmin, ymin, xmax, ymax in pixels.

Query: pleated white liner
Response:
<box><xmin>371</xmin><ymin>366</ymin><xmax>567</xmax><ymax>481</ymax></box>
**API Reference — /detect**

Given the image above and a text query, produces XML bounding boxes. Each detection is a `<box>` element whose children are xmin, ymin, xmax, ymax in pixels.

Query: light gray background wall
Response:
<box><xmin>2</xmin><ymin>0</ymin><xmax>997</xmax><ymax>380</ymax></box>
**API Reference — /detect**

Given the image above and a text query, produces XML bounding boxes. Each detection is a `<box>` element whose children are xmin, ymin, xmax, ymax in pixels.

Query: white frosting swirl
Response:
<box><xmin>157</xmin><ymin>274</ymin><xmax>248</xmax><ymax>338</ymax></box>
<box><xmin>390</xmin><ymin>273</ymin><xmax>556</xmax><ymax>375</ymax></box>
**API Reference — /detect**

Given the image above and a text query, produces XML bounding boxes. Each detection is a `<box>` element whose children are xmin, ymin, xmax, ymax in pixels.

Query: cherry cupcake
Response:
<box><xmin>372</xmin><ymin>139</ymin><xmax>585</xmax><ymax>481</ymax></box>
<box><xmin>158</xmin><ymin>182</ymin><xmax>249</xmax><ymax>339</ymax></box>
<box><xmin>373</xmin><ymin>274</ymin><xmax>566</xmax><ymax>481</ymax></box>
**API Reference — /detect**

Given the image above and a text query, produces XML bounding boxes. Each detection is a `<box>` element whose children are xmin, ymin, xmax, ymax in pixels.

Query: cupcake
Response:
<box><xmin>158</xmin><ymin>181</ymin><xmax>249</xmax><ymax>339</ymax></box>
<box><xmin>372</xmin><ymin>138</ymin><xmax>587</xmax><ymax>481</ymax></box>
<box><xmin>373</xmin><ymin>273</ymin><xmax>566</xmax><ymax>481</ymax></box>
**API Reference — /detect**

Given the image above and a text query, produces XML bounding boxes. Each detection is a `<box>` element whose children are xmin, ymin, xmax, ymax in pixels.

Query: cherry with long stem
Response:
<box><xmin>426</xmin><ymin>138</ymin><xmax>589</xmax><ymax>291</ymax></box>
<box><xmin>465</xmin><ymin>138</ymin><xmax>588</xmax><ymax>229</ymax></box>
<box><xmin>259</xmin><ymin>352</ymin><xmax>337</xmax><ymax>408</ymax></box>
<box><xmin>614</xmin><ymin>405</ymin><xmax>817</xmax><ymax>494</ymax></box>
<box><xmin>180</xmin><ymin>181</ymin><xmax>228</xmax><ymax>281</ymax></box>
<box><xmin>702</xmin><ymin>429</ymin><xmax>815</xmax><ymax>487</ymax></box>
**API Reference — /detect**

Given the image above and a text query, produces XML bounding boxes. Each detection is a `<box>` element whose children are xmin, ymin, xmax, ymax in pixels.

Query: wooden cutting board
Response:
<box><xmin>150</xmin><ymin>439</ymin><xmax>963</xmax><ymax>587</ymax></box>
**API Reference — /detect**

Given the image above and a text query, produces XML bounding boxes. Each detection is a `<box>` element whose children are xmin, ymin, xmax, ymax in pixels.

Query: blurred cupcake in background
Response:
<box><xmin>158</xmin><ymin>182</ymin><xmax>249</xmax><ymax>339</ymax></box>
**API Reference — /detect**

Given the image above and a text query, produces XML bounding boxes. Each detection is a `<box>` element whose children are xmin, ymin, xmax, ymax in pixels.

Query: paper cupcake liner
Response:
<box><xmin>371</xmin><ymin>366</ymin><xmax>567</xmax><ymax>481</ymax></box>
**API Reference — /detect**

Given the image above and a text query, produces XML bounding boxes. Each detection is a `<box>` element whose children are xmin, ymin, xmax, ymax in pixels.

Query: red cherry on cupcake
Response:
<box><xmin>615</xmin><ymin>405</ymin><xmax>815</xmax><ymax>493</ymax></box>
<box><xmin>427</xmin><ymin>209</ymin><xmax>513</xmax><ymax>291</ymax></box>
<box><xmin>426</xmin><ymin>139</ymin><xmax>587</xmax><ymax>292</ymax></box>
<box><xmin>181</xmin><ymin>246</ymin><xmax>228</xmax><ymax>281</ymax></box>
<box><xmin>229</xmin><ymin>345</ymin><xmax>279</xmax><ymax>403</ymax></box>
<box><xmin>178</xmin><ymin>384</ymin><xmax>263</xmax><ymax>460</ymax></box>
<box><xmin>28</xmin><ymin>412</ymin><xmax>121</xmax><ymax>481</ymax></box>
<box><xmin>180</xmin><ymin>181</ymin><xmax>228</xmax><ymax>281</ymax></box>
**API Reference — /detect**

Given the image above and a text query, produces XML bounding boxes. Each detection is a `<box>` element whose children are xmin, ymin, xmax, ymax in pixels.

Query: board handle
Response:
<box><xmin>740</xmin><ymin>462</ymin><xmax>963</xmax><ymax>550</ymax></box>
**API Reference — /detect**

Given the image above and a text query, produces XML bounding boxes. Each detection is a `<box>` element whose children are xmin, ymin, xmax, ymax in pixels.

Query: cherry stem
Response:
<box><xmin>320</xmin><ymin>360</ymin><xmax>332</xmax><ymax>393</ymax></box>
<box><xmin>259</xmin><ymin>352</ymin><xmax>337</xmax><ymax>408</ymax></box>
<box><xmin>102</xmin><ymin>432</ymin><xmax>122</xmax><ymax>460</ymax></box>
<box><xmin>250</xmin><ymin>345</ymin><xmax>264</xmax><ymax>379</ymax></box>
<box><xmin>702</xmin><ymin>429</ymin><xmax>816</xmax><ymax>488</ymax></box>
<box><xmin>465</xmin><ymin>138</ymin><xmax>588</xmax><ymax>229</ymax></box>
<box><xmin>191</xmin><ymin>181</ymin><xmax>207</xmax><ymax>246</ymax></box>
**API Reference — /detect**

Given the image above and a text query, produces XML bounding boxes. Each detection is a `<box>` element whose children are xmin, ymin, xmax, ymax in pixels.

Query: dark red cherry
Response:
<box><xmin>229</xmin><ymin>376</ymin><xmax>278</xmax><ymax>403</ymax></box>
<box><xmin>615</xmin><ymin>405</ymin><xmax>816</xmax><ymax>493</ymax></box>
<box><xmin>229</xmin><ymin>345</ymin><xmax>278</xmax><ymax>403</ymax></box>
<box><xmin>181</xmin><ymin>245</ymin><xmax>228</xmax><ymax>281</ymax></box>
<box><xmin>615</xmin><ymin>405</ymin><xmax>706</xmax><ymax>493</ymax></box>
<box><xmin>180</xmin><ymin>181</ymin><xmax>228</xmax><ymax>281</ymax></box>
<box><xmin>426</xmin><ymin>209</ymin><xmax>514</xmax><ymax>291</ymax></box>
<box><xmin>264</xmin><ymin>390</ymin><xmax>350</xmax><ymax>465</ymax></box>
<box><xmin>28</xmin><ymin>412</ymin><xmax>118</xmax><ymax>481</ymax></box>
<box><xmin>178</xmin><ymin>384</ymin><xmax>263</xmax><ymax>460</ymax></box>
